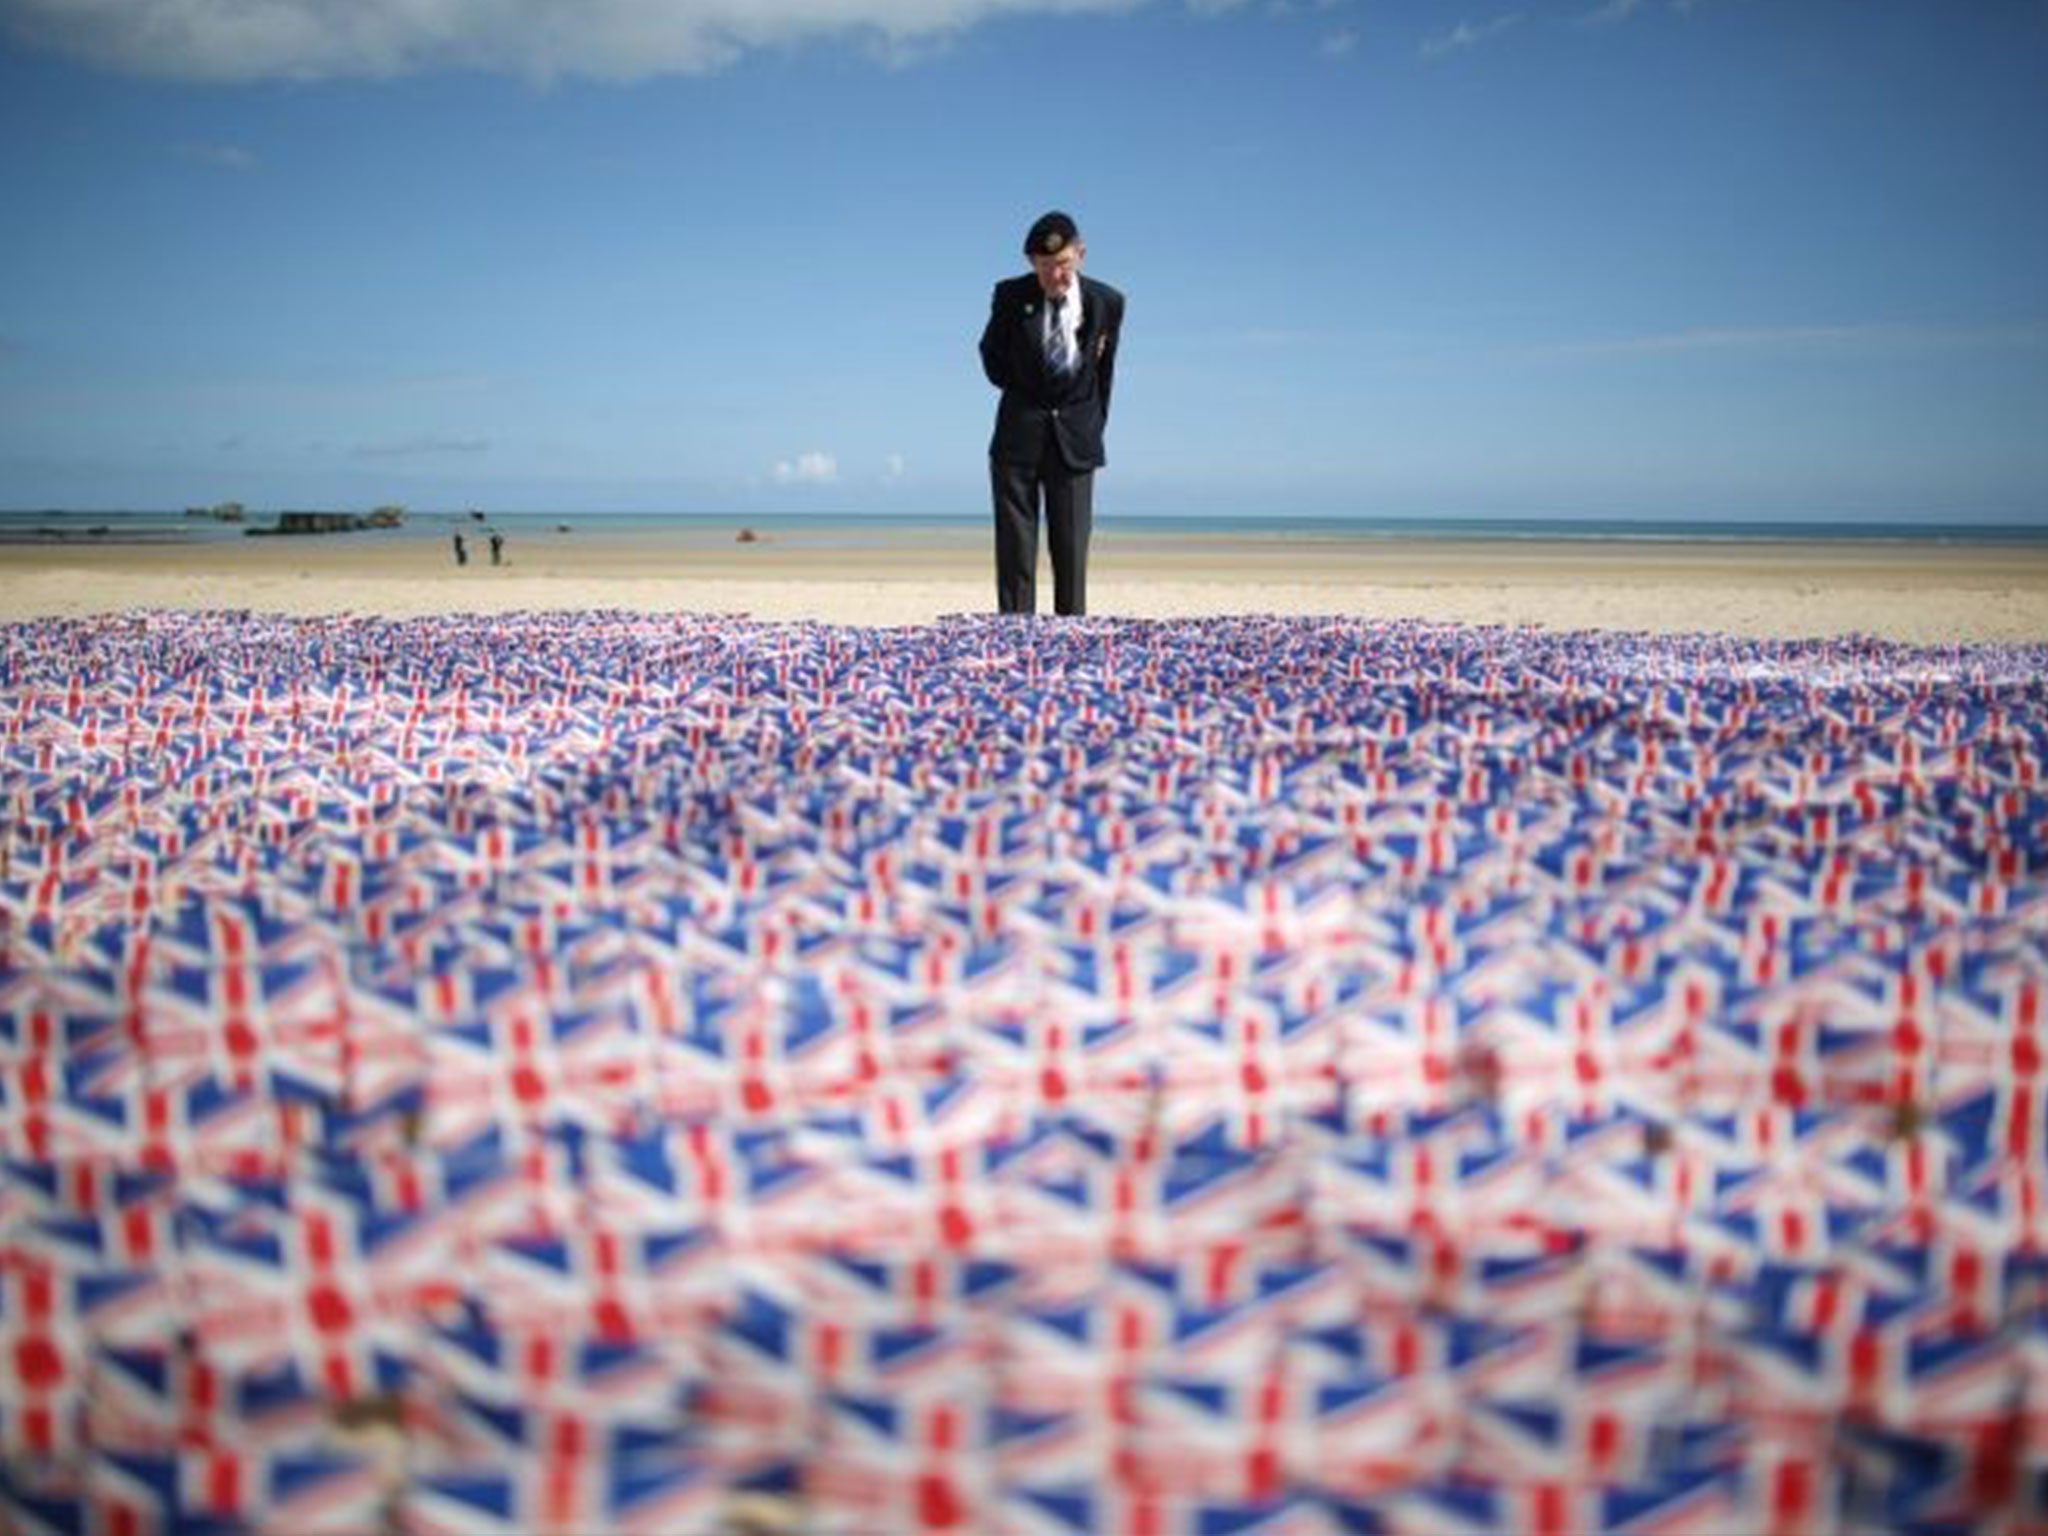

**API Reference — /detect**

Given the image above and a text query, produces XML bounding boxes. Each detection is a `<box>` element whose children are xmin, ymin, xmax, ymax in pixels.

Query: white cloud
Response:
<box><xmin>351</xmin><ymin>435</ymin><xmax>490</xmax><ymax>458</ymax></box>
<box><xmin>1563</xmin><ymin>324</ymin><xmax>1871</xmax><ymax>355</ymax></box>
<box><xmin>883</xmin><ymin>453</ymin><xmax>907</xmax><ymax>480</ymax></box>
<box><xmin>1319</xmin><ymin>26</ymin><xmax>1357</xmax><ymax>56</ymax></box>
<box><xmin>1574</xmin><ymin>0</ymin><xmax>1642</xmax><ymax>25</ymax></box>
<box><xmin>773</xmin><ymin>450</ymin><xmax>838</xmax><ymax>485</ymax></box>
<box><xmin>1419</xmin><ymin>13</ymin><xmax>1520</xmax><ymax>59</ymax></box>
<box><xmin>1530</xmin><ymin>321</ymin><xmax>2048</xmax><ymax>360</ymax></box>
<box><xmin>0</xmin><ymin>0</ymin><xmax>1155</xmax><ymax>81</ymax></box>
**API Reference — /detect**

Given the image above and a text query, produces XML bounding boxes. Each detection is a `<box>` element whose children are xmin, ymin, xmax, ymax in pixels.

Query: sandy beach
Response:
<box><xmin>5</xmin><ymin>523</ymin><xmax>2048</xmax><ymax>642</ymax></box>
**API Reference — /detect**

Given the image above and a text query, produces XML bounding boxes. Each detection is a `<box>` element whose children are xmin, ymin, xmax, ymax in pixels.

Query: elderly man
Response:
<box><xmin>979</xmin><ymin>210</ymin><xmax>1126</xmax><ymax>617</ymax></box>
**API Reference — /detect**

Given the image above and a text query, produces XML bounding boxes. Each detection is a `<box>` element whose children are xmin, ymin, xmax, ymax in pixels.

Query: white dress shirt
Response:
<box><xmin>1042</xmin><ymin>284</ymin><xmax>1082</xmax><ymax>373</ymax></box>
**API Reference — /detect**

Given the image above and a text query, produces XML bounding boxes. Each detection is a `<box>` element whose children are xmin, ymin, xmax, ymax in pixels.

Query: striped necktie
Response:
<box><xmin>1045</xmin><ymin>295</ymin><xmax>1075</xmax><ymax>376</ymax></box>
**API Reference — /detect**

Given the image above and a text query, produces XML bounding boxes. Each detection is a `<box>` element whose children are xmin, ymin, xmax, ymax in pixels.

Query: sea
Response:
<box><xmin>3</xmin><ymin>508</ymin><xmax>2047</xmax><ymax>549</ymax></box>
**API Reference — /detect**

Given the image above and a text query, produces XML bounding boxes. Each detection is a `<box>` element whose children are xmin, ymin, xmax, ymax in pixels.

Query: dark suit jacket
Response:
<box><xmin>980</xmin><ymin>273</ymin><xmax>1125</xmax><ymax>473</ymax></box>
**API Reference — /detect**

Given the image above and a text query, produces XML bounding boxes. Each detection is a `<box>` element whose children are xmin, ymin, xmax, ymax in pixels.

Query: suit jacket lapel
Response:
<box><xmin>1018</xmin><ymin>282</ymin><xmax>1051</xmax><ymax>387</ymax></box>
<box><xmin>1021</xmin><ymin>277</ymin><xmax>1096</xmax><ymax>387</ymax></box>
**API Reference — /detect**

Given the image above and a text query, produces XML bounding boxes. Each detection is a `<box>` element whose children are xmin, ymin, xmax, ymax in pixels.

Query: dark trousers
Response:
<box><xmin>991</xmin><ymin>446</ymin><xmax>1094</xmax><ymax>616</ymax></box>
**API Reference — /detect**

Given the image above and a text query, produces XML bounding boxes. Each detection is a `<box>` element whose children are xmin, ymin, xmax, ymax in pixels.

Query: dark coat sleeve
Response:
<box><xmin>979</xmin><ymin>282</ymin><xmax>1012</xmax><ymax>392</ymax></box>
<box><xmin>1095</xmin><ymin>287</ymin><xmax>1125</xmax><ymax>424</ymax></box>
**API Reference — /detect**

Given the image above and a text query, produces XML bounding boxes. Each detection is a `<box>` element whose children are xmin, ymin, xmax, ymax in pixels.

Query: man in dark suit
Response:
<box><xmin>979</xmin><ymin>210</ymin><xmax>1125</xmax><ymax>617</ymax></box>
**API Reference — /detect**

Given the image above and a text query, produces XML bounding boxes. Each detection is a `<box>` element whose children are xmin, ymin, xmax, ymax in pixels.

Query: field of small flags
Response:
<box><xmin>3</xmin><ymin>608</ymin><xmax>2047</xmax><ymax>1533</ymax></box>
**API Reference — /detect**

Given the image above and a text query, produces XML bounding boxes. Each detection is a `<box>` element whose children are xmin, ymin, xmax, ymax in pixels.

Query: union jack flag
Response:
<box><xmin>5</xmin><ymin>611</ymin><xmax>2047</xmax><ymax>1530</ymax></box>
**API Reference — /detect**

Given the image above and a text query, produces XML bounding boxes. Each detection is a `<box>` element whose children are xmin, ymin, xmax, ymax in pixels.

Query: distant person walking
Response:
<box><xmin>452</xmin><ymin>532</ymin><xmax>468</xmax><ymax>567</ymax></box>
<box><xmin>488</xmin><ymin>531</ymin><xmax>504</xmax><ymax>567</ymax></box>
<box><xmin>979</xmin><ymin>209</ymin><xmax>1125</xmax><ymax>617</ymax></box>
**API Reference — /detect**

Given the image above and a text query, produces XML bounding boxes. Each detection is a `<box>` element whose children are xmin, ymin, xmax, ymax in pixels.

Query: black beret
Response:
<box><xmin>1024</xmin><ymin>210</ymin><xmax>1080</xmax><ymax>257</ymax></box>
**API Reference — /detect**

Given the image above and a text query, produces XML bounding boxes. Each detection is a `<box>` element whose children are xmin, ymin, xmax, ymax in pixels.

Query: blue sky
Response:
<box><xmin>2</xmin><ymin>0</ymin><xmax>2044</xmax><ymax>522</ymax></box>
